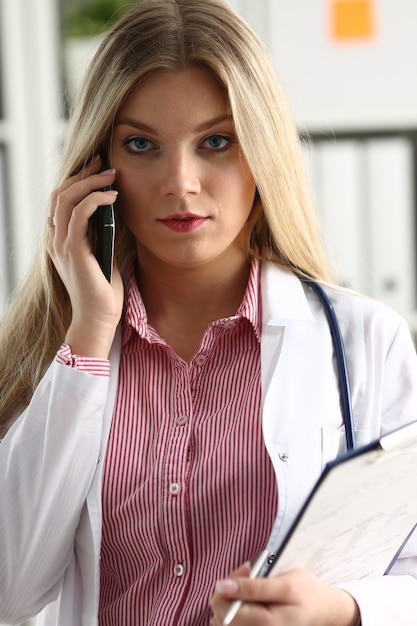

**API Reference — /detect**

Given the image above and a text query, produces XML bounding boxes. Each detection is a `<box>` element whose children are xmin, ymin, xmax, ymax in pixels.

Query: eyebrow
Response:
<box><xmin>114</xmin><ymin>114</ymin><xmax>233</xmax><ymax>134</ymax></box>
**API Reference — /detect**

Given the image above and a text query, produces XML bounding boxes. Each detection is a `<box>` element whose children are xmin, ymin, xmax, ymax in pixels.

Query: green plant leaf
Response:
<box><xmin>64</xmin><ymin>0</ymin><xmax>139</xmax><ymax>38</ymax></box>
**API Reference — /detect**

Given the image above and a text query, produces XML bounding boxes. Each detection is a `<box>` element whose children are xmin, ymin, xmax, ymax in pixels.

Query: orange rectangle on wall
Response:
<box><xmin>330</xmin><ymin>0</ymin><xmax>377</xmax><ymax>41</ymax></box>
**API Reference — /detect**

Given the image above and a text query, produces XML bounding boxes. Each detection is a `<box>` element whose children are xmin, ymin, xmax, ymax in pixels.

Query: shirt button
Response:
<box><xmin>194</xmin><ymin>354</ymin><xmax>206</xmax><ymax>366</ymax></box>
<box><xmin>223</xmin><ymin>319</ymin><xmax>235</xmax><ymax>329</ymax></box>
<box><xmin>169</xmin><ymin>482</ymin><xmax>181</xmax><ymax>495</ymax></box>
<box><xmin>174</xmin><ymin>564</ymin><xmax>184</xmax><ymax>576</ymax></box>
<box><xmin>176</xmin><ymin>414</ymin><xmax>189</xmax><ymax>426</ymax></box>
<box><xmin>279</xmin><ymin>452</ymin><xmax>289</xmax><ymax>462</ymax></box>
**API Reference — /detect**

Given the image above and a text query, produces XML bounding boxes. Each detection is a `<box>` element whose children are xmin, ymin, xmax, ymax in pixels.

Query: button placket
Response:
<box><xmin>194</xmin><ymin>354</ymin><xmax>206</xmax><ymax>366</ymax></box>
<box><xmin>174</xmin><ymin>564</ymin><xmax>184</xmax><ymax>577</ymax></box>
<box><xmin>169</xmin><ymin>482</ymin><xmax>181</xmax><ymax>495</ymax></box>
<box><xmin>163</xmin><ymin>352</ymin><xmax>194</xmax><ymax>592</ymax></box>
<box><xmin>176</xmin><ymin>414</ymin><xmax>189</xmax><ymax>426</ymax></box>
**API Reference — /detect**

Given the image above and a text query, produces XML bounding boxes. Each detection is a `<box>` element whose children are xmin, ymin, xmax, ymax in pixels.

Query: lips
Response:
<box><xmin>158</xmin><ymin>213</ymin><xmax>208</xmax><ymax>233</ymax></box>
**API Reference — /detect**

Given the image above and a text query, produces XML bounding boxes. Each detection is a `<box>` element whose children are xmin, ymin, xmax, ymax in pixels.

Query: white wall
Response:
<box><xmin>269</xmin><ymin>0</ymin><xmax>417</xmax><ymax>130</ymax></box>
<box><xmin>228</xmin><ymin>0</ymin><xmax>417</xmax><ymax>131</ymax></box>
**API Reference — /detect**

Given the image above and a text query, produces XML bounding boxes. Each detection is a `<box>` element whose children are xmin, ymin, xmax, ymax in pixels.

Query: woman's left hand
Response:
<box><xmin>210</xmin><ymin>565</ymin><xmax>360</xmax><ymax>626</ymax></box>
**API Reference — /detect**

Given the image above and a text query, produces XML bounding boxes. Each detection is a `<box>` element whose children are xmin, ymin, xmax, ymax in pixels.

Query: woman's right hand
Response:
<box><xmin>47</xmin><ymin>155</ymin><xmax>124</xmax><ymax>359</ymax></box>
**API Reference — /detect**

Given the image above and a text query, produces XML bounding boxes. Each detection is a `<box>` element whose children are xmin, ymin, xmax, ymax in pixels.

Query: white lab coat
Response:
<box><xmin>1</xmin><ymin>262</ymin><xmax>417</xmax><ymax>626</ymax></box>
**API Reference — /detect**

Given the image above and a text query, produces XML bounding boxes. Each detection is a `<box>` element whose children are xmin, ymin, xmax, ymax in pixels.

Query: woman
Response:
<box><xmin>0</xmin><ymin>0</ymin><xmax>416</xmax><ymax>625</ymax></box>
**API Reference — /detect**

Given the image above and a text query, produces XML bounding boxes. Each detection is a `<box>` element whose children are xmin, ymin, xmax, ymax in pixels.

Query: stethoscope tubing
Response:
<box><xmin>306</xmin><ymin>281</ymin><xmax>356</xmax><ymax>451</ymax></box>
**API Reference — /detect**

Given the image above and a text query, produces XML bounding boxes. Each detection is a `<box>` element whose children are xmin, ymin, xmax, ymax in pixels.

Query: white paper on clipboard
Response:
<box><xmin>224</xmin><ymin>421</ymin><xmax>417</xmax><ymax>625</ymax></box>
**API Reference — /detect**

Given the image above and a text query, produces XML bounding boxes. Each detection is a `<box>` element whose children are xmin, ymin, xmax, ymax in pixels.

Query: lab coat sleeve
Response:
<box><xmin>0</xmin><ymin>359</ymin><xmax>109</xmax><ymax>624</ymax></box>
<box><xmin>338</xmin><ymin>316</ymin><xmax>417</xmax><ymax>625</ymax></box>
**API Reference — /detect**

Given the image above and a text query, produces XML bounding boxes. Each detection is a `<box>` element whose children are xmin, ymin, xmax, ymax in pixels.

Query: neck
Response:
<box><xmin>136</xmin><ymin>252</ymin><xmax>251</xmax><ymax>326</ymax></box>
<box><xmin>133</xmin><ymin>245</ymin><xmax>253</xmax><ymax>362</ymax></box>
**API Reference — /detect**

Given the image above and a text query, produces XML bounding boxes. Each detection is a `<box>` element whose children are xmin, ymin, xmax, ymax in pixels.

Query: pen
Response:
<box><xmin>222</xmin><ymin>549</ymin><xmax>268</xmax><ymax>626</ymax></box>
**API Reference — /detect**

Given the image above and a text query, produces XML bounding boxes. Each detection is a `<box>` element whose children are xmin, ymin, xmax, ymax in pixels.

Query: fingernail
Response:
<box><xmin>216</xmin><ymin>579</ymin><xmax>239</xmax><ymax>594</ymax></box>
<box><xmin>99</xmin><ymin>168</ymin><xmax>116</xmax><ymax>176</ymax></box>
<box><xmin>104</xmin><ymin>189</ymin><xmax>118</xmax><ymax>196</ymax></box>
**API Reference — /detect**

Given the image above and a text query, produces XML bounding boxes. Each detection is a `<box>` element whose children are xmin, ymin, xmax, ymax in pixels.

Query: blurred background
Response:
<box><xmin>0</xmin><ymin>2</ymin><xmax>416</xmax><ymax>625</ymax></box>
<box><xmin>0</xmin><ymin>0</ymin><xmax>416</xmax><ymax>329</ymax></box>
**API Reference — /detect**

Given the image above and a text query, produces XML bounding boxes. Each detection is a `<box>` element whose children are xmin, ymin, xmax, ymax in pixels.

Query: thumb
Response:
<box><xmin>215</xmin><ymin>562</ymin><xmax>251</xmax><ymax>597</ymax></box>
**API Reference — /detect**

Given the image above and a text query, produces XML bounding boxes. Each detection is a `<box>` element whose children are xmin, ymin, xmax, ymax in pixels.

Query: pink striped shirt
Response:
<box><xmin>60</xmin><ymin>259</ymin><xmax>279</xmax><ymax>625</ymax></box>
<box><xmin>56</xmin><ymin>343</ymin><xmax>110</xmax><ymax>377</ymax></box>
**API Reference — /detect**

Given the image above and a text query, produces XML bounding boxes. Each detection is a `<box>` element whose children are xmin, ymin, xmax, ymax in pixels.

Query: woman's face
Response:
<box><xmin>110</xmin><ymin>67</ymin><xmax>256</xmax><ymax>271</ymax></box>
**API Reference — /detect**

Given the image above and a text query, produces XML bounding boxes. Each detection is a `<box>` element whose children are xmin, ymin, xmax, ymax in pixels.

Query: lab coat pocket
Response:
<box><xmin>321</xmin><ymin>427</ymin><xmax>372</xmax><ymax>470</ymax></box>
<box><xmin>321</xmin><ymin>427</ymin><xmax>345</xmax><ymax>471</ymax></box>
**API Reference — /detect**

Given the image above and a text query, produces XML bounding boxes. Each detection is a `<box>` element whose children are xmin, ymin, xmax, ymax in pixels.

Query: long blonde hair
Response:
<box><xmin>0</xmin><ymin>0</ymin><xmax>332</xmax><ymax>432</ymax></box>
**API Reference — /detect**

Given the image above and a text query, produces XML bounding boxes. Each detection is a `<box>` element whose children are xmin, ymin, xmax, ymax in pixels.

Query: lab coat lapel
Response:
<box><xmin>260</xmin><ymin>264</ymin><xmax>339</xmax><ymax>544</ymax></box>
<box><xmin>260</xmin><ymin>263</ymin><xmax>314</xmax><ymax>395</ymax></box>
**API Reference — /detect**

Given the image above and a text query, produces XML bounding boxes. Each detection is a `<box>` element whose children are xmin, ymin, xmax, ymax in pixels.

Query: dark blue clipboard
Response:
<box><xmin>225</xmin><ymin>420</ymin><xmax>417</xmax><ymax>624</ymax></box>
<box><xmin>260</xmin><ymin>420</ymin><xmax>417</xmax><ymax>583</ymax></box>
<box><xmin>224</xmin><ymin>420</ymin><xmax>417</xmax><ymax>625</ymax></box>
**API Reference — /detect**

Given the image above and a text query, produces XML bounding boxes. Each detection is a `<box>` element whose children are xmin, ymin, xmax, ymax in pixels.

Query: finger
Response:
<box><xmin>219</xmin><ymin>568</ymin><xmax>322</xmax><ymax>607</ymax></box>
<box><xmin>69</xmin><ymin>153</ymin><xmax>103</xmax><ymax>181</ymax></box>
<box><xmin>213</xmin><ymin>576</ymin><xmax>284</xmax><ymax>626</ymax></box>
<box><xmin>49</xmin><ymin>153</ymin><xmax>115</xmax><ymax>212</ymax></box>
<box><xmin>215</xmin><ymin>574</ymin><xmax>288</xmax><ymax>604</ymax></box>
<box><xmin>211</xmin><ymin>563</ymin><xmax>252</xmax><ymax>607</ymax></box>
<box><xmin>213</xmin><ymin>564</ymin><xmax>251</xmax><ymax>598</ymax></box>
<box><xmin>51</xmin><ymin>173</ymin><xmax>116</xmax><ymax>247</ymax></box>
<box><xmin>55</xmin><ymin>169</ymin><xmax>116</xmax><ymax>220</ymax></box>
<box><xmin>211</xmin><ymin>593</ymin><xmax>274</xmax><ymax>626</ymax></box>
<box><xmin>210</xmin><ymin>564</ymin><xmax>251</xmax><ymax>624</ymax></box>
<box><xmin>49</xmin><ymin>155</ymin><xmax>102</xmax><ymax>204</ymax></box>
<box><xmin>226</xmin><ymin>602</ymin><xmax>275</xmax><ymax>625</ymax></box>
<box><xmin>48</xmin><ymin>191</ymin><xmax>118</xmax><ymax>270</ymax></box>
<box><xmin>47</xmin><ymin>155</ymin><xmax>103</xmax><ymax>228</ymax></box>
<box><xmin>67</xmin><ymin>190</ymin><xmax>118</xmax><ymax>235</ymax></box>
<box><xmin>55</xmin><ymin>189</ymin><xmax>118</xmax><ymax>247</ymax></box>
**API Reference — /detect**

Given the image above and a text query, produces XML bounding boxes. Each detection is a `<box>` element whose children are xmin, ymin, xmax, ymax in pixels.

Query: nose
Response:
<box><xmin>159</xmin><ymin>148</ymin><xmax>201</xmax><ymax>198</ymax></box>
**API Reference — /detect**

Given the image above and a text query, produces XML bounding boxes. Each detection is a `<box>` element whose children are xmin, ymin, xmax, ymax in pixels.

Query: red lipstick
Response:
<box><xmin>158</xmin><ymin>213</ymin><xmax>208</xmax><ymax>233</ymax></box>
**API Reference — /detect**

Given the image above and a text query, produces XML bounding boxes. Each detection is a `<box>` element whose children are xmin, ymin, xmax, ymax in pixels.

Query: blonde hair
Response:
<box><xmin>0</xmin><ymin>0</ymin><xmax>332</xmax><ymax>432</ymax></box>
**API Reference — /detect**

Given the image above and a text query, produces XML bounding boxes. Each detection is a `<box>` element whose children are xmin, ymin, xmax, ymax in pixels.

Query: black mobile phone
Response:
<box><xmin>90</xmin><ymin>157</ymin><xmax>115</xmax><ymax>282</ymax></box>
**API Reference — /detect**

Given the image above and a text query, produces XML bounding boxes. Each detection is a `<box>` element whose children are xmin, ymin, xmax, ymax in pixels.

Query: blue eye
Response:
<box><xmin>202</xmin><ymin>135</ymin><xmax>231</xmax><ymax>150</ymax></box>
<box><xmin>124</xmin><ymin>136</ymin><xmax>154</xmax><ymax>153</ymax></box>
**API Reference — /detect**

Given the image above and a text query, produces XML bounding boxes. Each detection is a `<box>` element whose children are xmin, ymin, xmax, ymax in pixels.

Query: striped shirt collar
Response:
<box><xmin>122</xmin><ymin>257</ymin><xmax>262</xmax><ymax>348</ymax></box>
